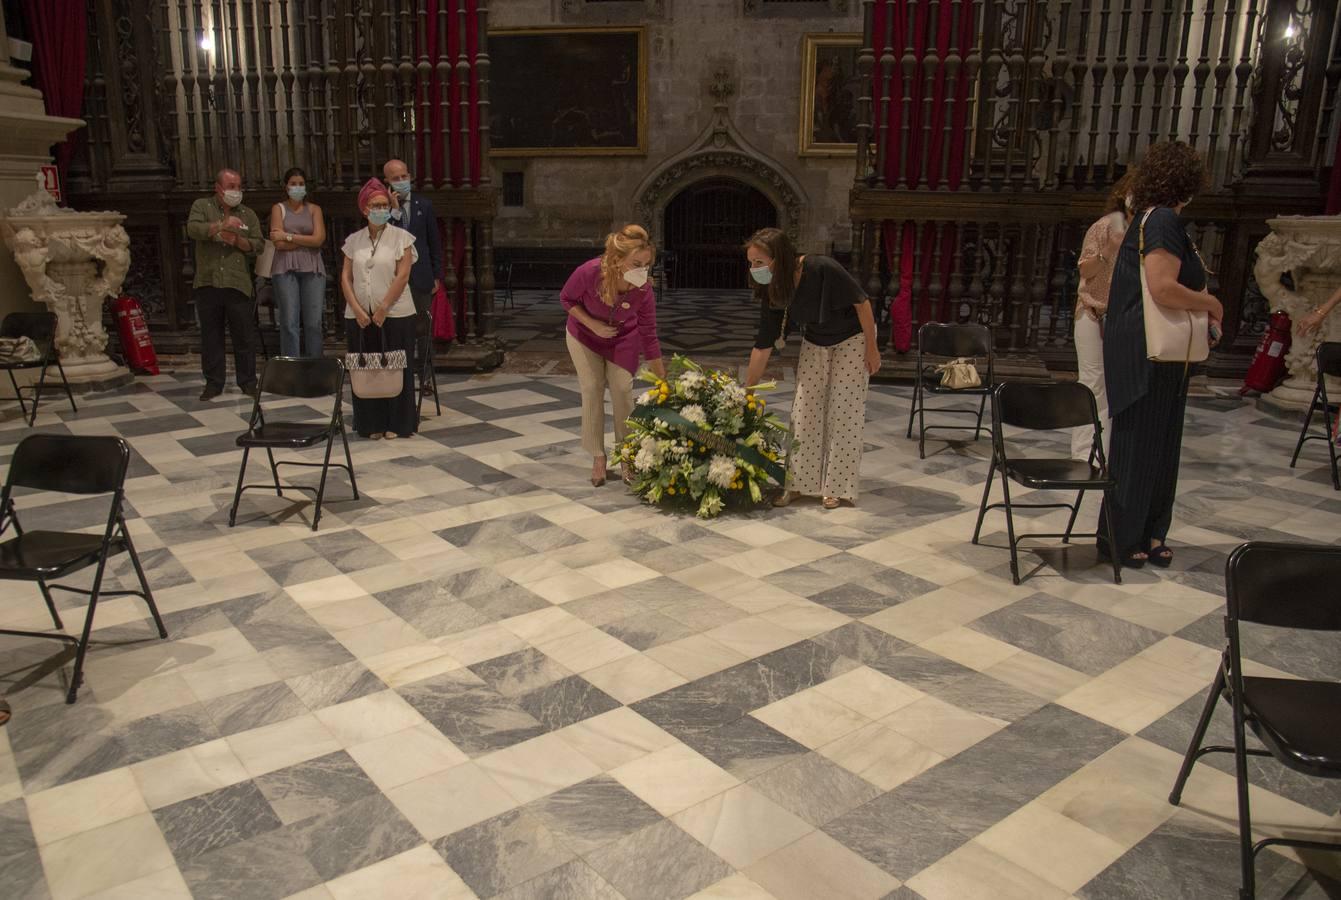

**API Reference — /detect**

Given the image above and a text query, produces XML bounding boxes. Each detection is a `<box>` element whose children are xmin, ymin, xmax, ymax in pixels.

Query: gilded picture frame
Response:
<box><xmin>798</xmin><ymin>33</ymin><xmax>864</xmax><ymax>158</ymax></box>
<box><xmin>488</xmin><ymin>26</ymin><xmax>648</xmax><ymax>157</ymax></box>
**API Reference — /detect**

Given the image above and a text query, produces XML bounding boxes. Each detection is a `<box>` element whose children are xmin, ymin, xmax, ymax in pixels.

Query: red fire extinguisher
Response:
<box><xmin>1240</xmin><ymin>309</ymin><xmax>1291</xmax><ymax>395</ymax></box>
<box><xmin>111</xmin><ymin>295</ymin><xmax>160</xmax><ymax>375</ymax></box>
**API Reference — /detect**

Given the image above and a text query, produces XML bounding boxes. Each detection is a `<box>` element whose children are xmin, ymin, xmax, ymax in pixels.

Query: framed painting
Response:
<box><xmin>488</xmin><ymin>26</ymin><xmax>647</xmax><ymax>157</ymax></box>
<box><xmin>798</xmin><ymin>33</ymin><xmax>864</xmax><ymax>157</ymax></box>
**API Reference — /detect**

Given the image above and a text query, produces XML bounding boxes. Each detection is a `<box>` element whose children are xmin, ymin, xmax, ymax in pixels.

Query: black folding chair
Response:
<box><xmin>228</xmin><ymin>357</ymin><xmax>357</xmax><ymax>532</ymax></box>
<box><xmin>0</xmin><ymin>312</ymin><xmax>77</xmax><ymax>426</ymax></box>
<box><xmin>972</xmin><ymin>381</ymin><xmax>1121</xmax><ymax>585</ymax></box>
<box><xmin>0</xmin><ymin>435</ymin><xmax>167</xmax><ymax>703</ymax></box>
<box><xmin>1288</xmin><ymin>341</ymin><xmax>1340</xmax><ymax>490</ymax></box>
<box><xmin>1168</xmin><ymin>542</ymin><xmax>1341</xmax><ymax>900</ymax></box>
<box><xmin>496</xmin><ymin>260</ymin><xmax>514</xmax><ymax>310</ymax></box>
<box><xmin>252</xmin><ymin>276</ymin><xmax>274</xmax><ymax>363</ymax></box>
<box><xmin>653</xmin><ymin>250</ymin><xmax>677</xmax><ymax>297</ymax></box>
<box><xmin>417</xmin><ymin>311</ymin><xmax>441</xmax><ymax>418</ymax></box>
<box><xmin>906</xmin><ymin>322</ymin><xmax>994</xmax><ymax>458</ymax></box>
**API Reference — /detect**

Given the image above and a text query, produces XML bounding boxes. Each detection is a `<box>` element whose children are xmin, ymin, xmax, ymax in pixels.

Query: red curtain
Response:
<box><xmin>416</xmin><ymin>0</ymin><xmax>483</xmax><ymax>335</ymax></box>
<box><xmin>22</xmin><ymin>0</ymin><xmax>88</xmax><ymax>180</ymax></box>
<box><xmin>871</xmin><ymin>0</ymin><xmax>975</xmax><ymax>351</ymax></box>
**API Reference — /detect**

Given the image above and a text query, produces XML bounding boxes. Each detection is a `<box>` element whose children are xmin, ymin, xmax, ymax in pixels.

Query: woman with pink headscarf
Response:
<box><xmin>341</xmin><ymin>178</ymin><xmax>419</xmax><ymax>439</ymax></box>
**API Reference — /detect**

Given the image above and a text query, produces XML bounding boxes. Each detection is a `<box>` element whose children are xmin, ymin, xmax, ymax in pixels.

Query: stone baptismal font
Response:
<box><xmin>0</xmin><ymin>172</ymin><xmax>131</xmax><ymax>387</ymax></box>
<box><xmin>1253</xmin><ymin>215</ymin><xmax>1341</xmax><ymax>413</ymax></box>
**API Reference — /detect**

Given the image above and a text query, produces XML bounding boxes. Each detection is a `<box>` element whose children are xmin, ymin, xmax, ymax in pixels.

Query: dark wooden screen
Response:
<box><xmin>848</xmin><ymin>0</ymin><xmax>1341</xmax><ymax>375</ymax></box>
<box><xmin>66</xmin><ymin>0</ymin><xmax>498</xmax><ymax>356</ymax></box>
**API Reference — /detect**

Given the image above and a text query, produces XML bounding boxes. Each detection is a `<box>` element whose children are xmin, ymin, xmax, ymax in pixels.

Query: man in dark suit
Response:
<box><xmin>383</xmin><ymin>158</ymin><xmax>445</xmax><ymax>394</ymax></box>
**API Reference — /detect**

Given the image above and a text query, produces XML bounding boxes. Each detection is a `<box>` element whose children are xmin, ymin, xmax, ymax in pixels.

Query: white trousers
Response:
<box><xmin>787</xmin><ymin>335</ymin><xmax>869</xmax><ymax>500</ymax></box>
<box><xmin>567</xmin><ymin>331</ymin><xmax>633</xmax><ymax>458</ymax></box>
<box><xmin>1072</xmin><ymin>311</ymin><xmax>1111</xmax><ymax>460</ymax></box>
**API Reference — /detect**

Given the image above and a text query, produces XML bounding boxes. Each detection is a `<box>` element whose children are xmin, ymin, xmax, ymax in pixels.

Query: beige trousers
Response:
<box><xmin>1071</xmin><ymin>311</ymin><xmax>1111</xmax><ymax>460</ymax></box>
<box><xmin>787</xmin><ymin>334</ymin><xmax>869</xmax><ymax>500</ymax></box>
<box><xmin>567</xmin><ymin>330</ymin><xmax>633</xmax><ymax>458</ymax></box>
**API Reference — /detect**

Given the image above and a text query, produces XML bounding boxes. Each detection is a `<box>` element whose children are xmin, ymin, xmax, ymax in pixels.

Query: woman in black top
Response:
<box><xmin>743</xmin><ymin>228</ymin><xmax>881</xmax><ymax>509</ymax></box>
<box><xmin>1098</xmin><ymin>142</ymin><xmax>1222</xmax><ymax>568</ymax></box>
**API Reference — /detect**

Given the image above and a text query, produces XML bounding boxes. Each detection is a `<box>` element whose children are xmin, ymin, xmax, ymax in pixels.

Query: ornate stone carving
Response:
<box><xmin>0</xmin><ymin>177</ymin><xmax>132</xmax><ymax>383</ymax></box>
<box><xmin>633</xmin><ymin>67</ymin><xmax>807</xmax><ymax>244</ymax></box>
<box><xmin>744</xmin><ymin>0</ymin><xmax>847</xmax><ymax>13</ymax></box>
<box><xmin>1253</xmin><ymin>216</ymin><xmax>1341</xmax><ymax>410</ymax></box>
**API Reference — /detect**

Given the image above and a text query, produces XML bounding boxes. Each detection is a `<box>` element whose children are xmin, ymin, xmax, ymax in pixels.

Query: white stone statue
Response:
<box><xmin>1253</xmin><ymin>216</ymin><xmax>1341</xmax><ymax>410</ymax></box>
<box><xmin>0</xmin><ymin>176</ymin><xmax>131</xmax><ymax>383</ymax></box>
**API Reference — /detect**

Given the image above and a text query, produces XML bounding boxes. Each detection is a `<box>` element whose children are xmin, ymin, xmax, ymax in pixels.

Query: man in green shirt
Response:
<box><xmin>186</xmin><ymin>169</ymin><xmax>262</xmax><ymax>400</ymax></box>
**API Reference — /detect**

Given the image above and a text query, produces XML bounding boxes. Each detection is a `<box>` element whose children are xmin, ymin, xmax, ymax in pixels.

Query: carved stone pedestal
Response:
<box><xmin>0</xmin><ymin>180</ymin><xmax>132</xmax><ymax>387</ymax></box>
<box><xmin>1251</xmin><ymin>216</ymin><xmax>1341</xmax><ymax>418</ymax></box>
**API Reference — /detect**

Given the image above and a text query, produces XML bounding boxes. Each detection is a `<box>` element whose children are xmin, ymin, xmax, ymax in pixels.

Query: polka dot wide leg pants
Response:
<box><xmin>787</xmin><ymin>334</ymin><xmax>869</xmax><ymax>501</ymax></box>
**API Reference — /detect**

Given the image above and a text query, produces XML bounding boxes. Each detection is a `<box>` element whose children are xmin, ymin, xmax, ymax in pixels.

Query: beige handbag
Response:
<box><xmin>0</xmin><ymin>336</ymin><xmax>41</xmax><ymax>363</ymax></box>
<box><xmin>345</xmin><ymin>326</ymin><xmax>406</xmax><ymax>399</ymax></box>
<box><xmin>255</xmin><ymin>239</ymin><xmax>276</xmax><ymax>278</ymax></box>
<box><xmin>1138</xmin><ymin>208</ymin><xmax>1209</xmax><ymax>364</ymax></box>
<box><xmin>936</xmin><ymin>357</ymin><xmax>981</xmax><ymax>390</ymax></box>
<box><xmin>255</xmin><ymin>204</ymin><xmax>283</xmax><ymax>278</ymax></box>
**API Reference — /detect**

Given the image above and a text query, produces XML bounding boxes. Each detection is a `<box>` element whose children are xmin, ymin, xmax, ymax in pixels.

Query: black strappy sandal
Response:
<box><xmin>1097</xmin><ymin>541</ymin><xmax>1148</xmax><ymax>570</ymax></box>
<box><xmin>1148</xmin><ymin>543</ymin><xmax>1173</xmax><ymax>569</ymax></box>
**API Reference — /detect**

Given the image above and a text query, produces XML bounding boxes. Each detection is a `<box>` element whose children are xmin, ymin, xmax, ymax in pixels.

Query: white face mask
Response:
<box><xmin>623</xmin><ymin>266</ymin><xmax>649</xmax><ymax>288</ymax></box>
<box><xmin>221</xmin><ymin>189</ymin><xmax>243</xmax><ymax>208</ymax></box>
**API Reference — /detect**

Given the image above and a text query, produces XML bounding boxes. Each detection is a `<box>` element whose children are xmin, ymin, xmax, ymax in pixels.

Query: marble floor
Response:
<box><xmin>0</xmin><ymin>369</ymin><xmax>1338</xmax><ymax>900</ymax></box>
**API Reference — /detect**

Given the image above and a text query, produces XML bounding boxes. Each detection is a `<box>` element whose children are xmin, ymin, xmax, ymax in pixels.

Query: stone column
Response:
<box><xmin>1253</xmin><ymin>216</ymin><xmax>1341</xmax><ymax>413</ymax></box>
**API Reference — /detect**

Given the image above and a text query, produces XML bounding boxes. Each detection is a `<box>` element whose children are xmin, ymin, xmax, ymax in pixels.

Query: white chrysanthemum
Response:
<box><xmin>681</xmin><ymin>404</ymin><xmax>707</xmax><ymax>425</ymax></box>
<box><xmin>712</xmin><ymin>402</ymin><xmax>740</xmax><ymax>424</ymax></box>
<box><xmin>679</xmin><ymin>371</ymin><xmax>706</xmax><ymax>395</ymax></box>
<box><xmin>707</xmin><ymin>455</ymin><xmax>737</xmax><ymax>489</ymax></box>
<box><xmin>637</xmin><ymin>389</ymin><xmax>656</xmax><ymax>405</ymax></box>
<box><xmin>632</xmin><ymin>436</ymin><xmax>663</xmax><ymax>471</ymax></box>
<box><xmin>723</xmin><ymin>383</ymin><xmax>747</xmax><ymax>406</ymax></box>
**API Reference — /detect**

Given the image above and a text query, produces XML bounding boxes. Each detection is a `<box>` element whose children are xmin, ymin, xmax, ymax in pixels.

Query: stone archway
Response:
<box><xmin>633</xmin><ymin>71</ymin><xmax>808</xmax><ymax>252</ymax></box>
<box><xmin>635</xmin><ymin>150</ymin><xmax>803</xmax><ymax>250</ymax></box>
<box><xmin>662</xmin><ymin>177</ymin><xmax>778</xmax><ymax>289</ymax></box>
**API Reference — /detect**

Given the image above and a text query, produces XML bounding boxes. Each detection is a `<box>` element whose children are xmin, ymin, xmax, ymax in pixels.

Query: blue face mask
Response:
<box><xmin>390</xmin><ymin>180</ymin><xmax>411</xmax><ymax>196</ymax></box>
<box><xmin>750</xmin><ymin>266</ymin><xmax>773</xmax><ymax>285</ymax></box>
<box><xmin>368</xmin><ymin>209</ymin><xmax>392</xmax><ymax>226</ymax></box>
<box><xmin>287</xmin><ymin>186</ymin><xmax>306</xmax><ymax>201</ymax></box>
